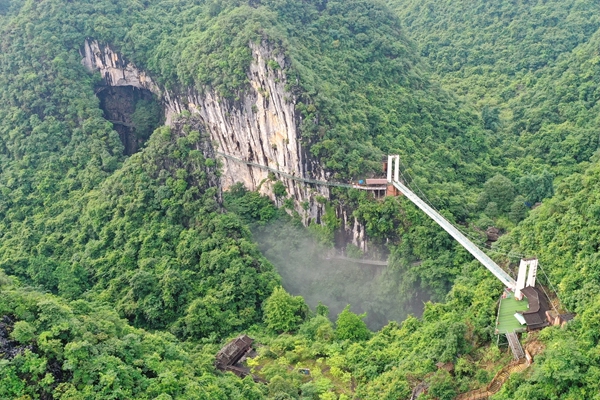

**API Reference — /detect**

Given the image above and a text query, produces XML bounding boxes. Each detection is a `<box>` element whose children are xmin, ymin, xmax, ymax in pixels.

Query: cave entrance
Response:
<box><xmin>97</xmin><ymin>86</ymin><xmax>163</xmax><ymax>155</ymax></box>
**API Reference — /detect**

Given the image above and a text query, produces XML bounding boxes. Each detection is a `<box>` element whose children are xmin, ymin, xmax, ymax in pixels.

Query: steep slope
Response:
<box><xmin>8</xmin><ymin>0</ymin><xmax>600</xmax><ymax>399</ymax></box>
<box><xmin>389</xmin><ymin>0</ymin><xmax>600</xmax><ymax>107</ymax></box>
<box><xmin>389</xmin><ymin>0</ymin><xmax>600</xmax><ymax>177</ymax></box>
<box><xmin>74</xmin><ymin>0</ymin><xmax>496</xmax><ymax>221</ymax></box>
<box><xmin>507</xmin><ymin>28</ymin><xmax>600</xmax><ymax>176</ymax></box>
<box><xmin>0</xmin><ymin>281</ymin><xmax>266</xmax><ymax>399</ymax></box>
<box><xmin>489</xmin><ymin>160</ymin><xmax>600</xmax><ymax>399</ymax></box>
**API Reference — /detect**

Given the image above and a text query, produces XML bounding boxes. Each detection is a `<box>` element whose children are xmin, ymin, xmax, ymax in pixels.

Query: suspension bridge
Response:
<box><xmin>215</xmin><ymin>151</ymin><xmax>573</xmax><ymax>399</ymax></box>
<box><xmin>215</xmin><ymin>152</ymin><xmax>387</xmax><ymax>191</ymax></box>
<box><xmin>217</xmin><ymin>151</ymin><xmax>562</xmax><ymax>359</ymax></box>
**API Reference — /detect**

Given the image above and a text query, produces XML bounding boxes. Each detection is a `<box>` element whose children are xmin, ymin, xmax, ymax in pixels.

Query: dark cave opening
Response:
<box><xmin>97</xmin><ymin>86</ymin><xmax>163</xmax><ymax>155</ymax></box>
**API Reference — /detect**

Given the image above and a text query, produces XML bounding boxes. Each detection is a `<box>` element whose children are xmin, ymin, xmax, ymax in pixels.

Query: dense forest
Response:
<box><xmin>1</xmin><ymin>0</ymin><xmax>600</xmax><ymax>398</ymax></box>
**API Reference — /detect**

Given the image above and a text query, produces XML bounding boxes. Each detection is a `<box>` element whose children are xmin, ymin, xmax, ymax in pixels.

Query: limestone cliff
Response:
<box><xmin>81</xmin><ymin>40</ymin><xmax>159</xmax><ymax>93</ymax></box>
<box><xmin>81</xmin><ymin>39</ymin><xmax>368</xmax><ymax>249</ymax></box>
<box><xmin>161</xmin><ymin>42</ymin><xmax>330</xmax><ymax>225</ymax></box>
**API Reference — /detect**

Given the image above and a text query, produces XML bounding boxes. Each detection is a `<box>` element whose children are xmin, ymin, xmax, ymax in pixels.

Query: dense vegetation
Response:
<box><xmin>0</xmin><ymin>281</ymin><xmax>266</xmax><ymax>399</ymax></box>
<box><xmin>389</xmin><ymin>0</ymin><xmax>600</xmax><ymax>178</ymax></box>
<box><xmin>490</xmin><ymin>162</ymin><xmax>600</xmax><ymax>399</ymax></box>
<box><xmin>1</xmin><ymin>0</ymin><xmax>600</xmax><ymax>398</ymax></box>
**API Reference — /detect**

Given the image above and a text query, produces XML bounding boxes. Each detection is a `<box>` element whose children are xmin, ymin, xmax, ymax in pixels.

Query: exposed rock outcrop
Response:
<box><xmin>486</xmin><ymin>227</ymin><xmax>500</xmax><ymax>242</ymax></box>
<box><xmin>161</xmin><ymin>42</ymin><xmax>329</xmax><ymax>224</ymax></box>
<box><xmin>0</xmin><ymin>315</ymin><xmax>33</xmax><ymax>359</ymax></box>
<box><xmin>81</xmin><ymin>40</ymin><xmax>159</xmax><ymax>93</ymax></box>
<box><xmin>81</xmin><ymin>39</ymin><xmax>368</xmax><ymax>248</ymax></box>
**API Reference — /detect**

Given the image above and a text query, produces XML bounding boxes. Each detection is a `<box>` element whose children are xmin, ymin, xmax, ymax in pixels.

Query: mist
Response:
<box><xmin>253</xmin><ymin>219</ymin><xmax>431</xmax><ymax>330</ymax></box>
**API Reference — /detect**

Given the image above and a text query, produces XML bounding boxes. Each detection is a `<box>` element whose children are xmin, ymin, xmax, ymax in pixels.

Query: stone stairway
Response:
<box><xmin>456</xmin><ymin>360</ymin><xmax>529</xmax><ymax>400</ymax></box>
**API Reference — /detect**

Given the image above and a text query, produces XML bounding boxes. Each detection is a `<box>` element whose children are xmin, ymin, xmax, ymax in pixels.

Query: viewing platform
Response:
<box><xmin>495</xmin><ymin>291</ymin><xmax>529</xmax><ymax>334</ymax></box>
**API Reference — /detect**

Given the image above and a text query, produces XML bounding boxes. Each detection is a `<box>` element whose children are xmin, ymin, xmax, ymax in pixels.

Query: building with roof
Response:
<box><xmin>519</xmin><ymin>286</ymin><xmax>550</xmax><ymax>330</ymax></box>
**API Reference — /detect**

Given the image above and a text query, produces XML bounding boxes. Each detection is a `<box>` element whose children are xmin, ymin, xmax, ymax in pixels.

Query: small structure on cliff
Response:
<box><xmin>519</xmin><ymin>286</ymin><xmax>550</xmax><ymax>330</ymax></box>
<box><xmin>545</xmin><ymin>310</ymin><xmax>575</xmax><ymax>327</ymax></box>
<box><xmin>355</xmin><ymin>178</ymin><xmax>402</xmax><ymax>198</ymax></box>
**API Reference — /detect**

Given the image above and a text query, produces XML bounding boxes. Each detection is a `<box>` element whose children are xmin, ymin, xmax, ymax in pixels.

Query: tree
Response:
<box><xmin>316</xmin><ymin>302</ymin><xmax>329</xmax><ymax>317</ymax></box>
<box><xmin>273</xmin><ymin>181</ymin><xmax>287</xmax><ymax>207</ymax></box>
<box><xmin>484</xmin><ymin>202</ymin><xmax>499</xmax><ymax>218</ymax></box>
<box><xmin>509</xmin><ymin>195</ymin><xmax>528</xmax><ymax>223</ymax></box>
<box><xmin>481</xmin><ymin>105</ymin><xmax>500</xmax><ymax>132</ymax></box>
<box><xmin>131</xmin><ymin>98</ymin><xmax>162</xmax><ymax>141</ymax></box>
<box><xmin>335</xmin><ymin>305</ymin><xmax>370</xmax><ymax>341</ymax></box>
<box><xmin>427</xmin><ymin>370</ymin><xmax>457</xmax><ymax>400</ymax></box>
<box><xmin>480</xmin><ymin>174</ymin><xmax>516</xmax><ymax>212</ymax></box>
<box><xmin>268</xmin><ymin>375</ymin><xmax>299</xmax><ymax>399</ymax></box>
<box><xmin>10</xmin><ymin>321</ymin><xmax>36</xmax><ymax>344</ymax></box>
<box><xmin>263</xmin><ymin>287</ymin><xmax>308</xmax><ymax>333</ymax></box>
<box><xmin>298</xmin><ymin>315</ymin><xmax>333</xmax><ymax>342</ymax></box>
<box><xmin>518</xmin><ymin>170</ymin><xmax>554</xmax><ymax>204</ymax></box>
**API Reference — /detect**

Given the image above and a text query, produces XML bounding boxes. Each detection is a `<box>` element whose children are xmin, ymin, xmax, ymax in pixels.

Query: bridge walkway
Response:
<box><xmin>391</xmin><ymin>179</ymin><xmax>516</xmax><ymax>289</ymax></box>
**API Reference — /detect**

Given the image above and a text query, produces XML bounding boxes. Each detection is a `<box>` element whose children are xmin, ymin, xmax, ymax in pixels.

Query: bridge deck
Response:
<box><xmin>391</xmin><ymin>179</ymin><xmax>517</xmax><ymax>289</ymax></box>
<box><xmin>329</xmin><ymin>256</ymin><xmax>388</xmax><ymax>266</ymax></box>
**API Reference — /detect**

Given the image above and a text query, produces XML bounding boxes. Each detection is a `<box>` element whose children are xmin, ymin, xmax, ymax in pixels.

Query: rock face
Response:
<box><xmin>81</xmin><ymin>40</ymin><xmax>159</xmax><ymax>93</ymax></box>
<box><xmin>161</xmin><ymin>42</ymin><xmax>330</xmax><ymax>225</ymax></box>
<box><xmin>82</xmin><ymin>39</ymin><xmax>368</xmax><ymax>249</ymax></box>
<box><xmin>486</xmin><ymin>227</ymin><xmax>501</xmax><ymax>242</ymax></box>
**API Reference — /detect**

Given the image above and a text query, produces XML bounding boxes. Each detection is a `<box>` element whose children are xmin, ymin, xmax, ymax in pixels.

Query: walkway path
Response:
<box><xmin>456</xmin><ymin>360</ymin><xmax>529</xmax><ymax>400</ymax></box>
<box><xmin>215</xmin><ymin>152</ymin><xmax>386</xmax><ymax>190</ymax></box>
<box><xmin>327</xmin><ymin>256</ymin><xmax>388</xmax><ymax>266</ymax></box>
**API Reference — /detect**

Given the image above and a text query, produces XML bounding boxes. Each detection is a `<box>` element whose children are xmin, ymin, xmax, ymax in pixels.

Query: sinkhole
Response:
<box><xmin>97</xmin><ymin>86</ymin><xmax>163</xmax><ymax>155</ymax></box>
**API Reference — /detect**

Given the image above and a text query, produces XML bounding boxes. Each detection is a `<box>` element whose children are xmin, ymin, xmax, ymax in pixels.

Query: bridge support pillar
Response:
<box><xmin>387</xmin><ymin>155</ymin><xmax>400</xmax><ymax>183</ymax></box>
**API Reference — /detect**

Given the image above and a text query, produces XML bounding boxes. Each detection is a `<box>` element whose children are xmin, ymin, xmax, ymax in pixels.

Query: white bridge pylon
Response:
<box><xmin>515</xmin><ymin>258</ymin><xmax>538</xmax><ymax>300</ymax></box>
<box><xmin>387</xmin><ymin>155</ymin><xmax>517</xmax><ymax>289</ymax></box>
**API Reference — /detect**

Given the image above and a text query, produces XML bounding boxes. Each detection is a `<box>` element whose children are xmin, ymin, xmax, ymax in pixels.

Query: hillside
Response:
<box><xmin>0</xmin><ymin>0</ymin><xmax>500</xmax><ymax>335</ymax></box>
<box><xmin>389</xmin><ymin>0</ymin><xmax>600</xmax><ymax>177</ymax></box>
<box><xmin>1</xmin><ymin>0</ymin><xmax>600</xmax><ymax>399</ymax></box>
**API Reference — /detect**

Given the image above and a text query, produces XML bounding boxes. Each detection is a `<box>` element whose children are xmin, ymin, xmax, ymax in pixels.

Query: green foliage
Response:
<box><xmin>316</xmin><ymin>302</ymin><xmax>329</xmax><ymax>318</ymax></box>
<box><xmin>335</xmin><ymin>305</ymin><xmax>370</xmax><ymax>342</ymax></box>
<box><xmin>483</xmin><ymin>202</ymin><xmax>499</xmax><ymax>219</ymax></box>
<box><xmin>268</xmin><ymin>375</ymin><xmax>299</xmax><ymax>399</ymax></box>
<box><xmin>224</xmin><ymin>182</ymin><xmax>279</xmax><ymax>226</ymax></box>
<box><xmin>273</xmin><ymin>181</ymin><xmax>287</xmax><ymax>199</ymax></box>
<box><xmin>509</xmin><ymin>196</ymin><xmax>528</xmax><ymax>223</ymax></box>
<box><xmin>480</xmin><ymin>174</ymin><xmax>516</xmax><ymax>212</ymax></box>
<box><xmin>131</xmin><ymin>98</ymin><xmax>162</xmax><ymax>141</ymax></box>
<box><xmin>2</xmin><ymin>0</ymin><xmax>600</xmax><ymax>397</ymax></box>
<box><xmin>518</xmin><ymin>170</ymin><xmax>554</xmax><ymax>204</ymax></box>
<box><xmin>0</xmin><ymin>110</ymin><xmax>280</xmax><ymax>338</ymax></box>
<box><xmin>392</xmin><ymin>0</ymin><xmax>600</xmax><ymax>180</ymax></box>
<box><xmin>10</xmin><ymin>321</ymin><xmax>35</xmax><ymax>344</ymax></box>
<box><xmin>481</xmin><ymin>106</ymin><xmax>500</xmax><ymax>132</ymax></box>
<box><xmin>0</xmin><ymin>286</ymin><xmax>267</xmax><ymax>399</ymax></box>
<box><xmin>490</xmin><ymin>160</ymin><xmax>600</xmax><ymax>397</ymax></box>
<box><xmin>0</xmin><ymin>0</ymin><xmax>506</xmax><ymax>356</ymax></box>
<box><xmin>298</xmin><ymin>315</ymin><xmax>334</xmax><ymax>342</ymax></box>
<box><xmin>426</xmin><ymin>370</ymin><xmax>456</xmax><ymax>400</ymax></box>
<box><xmin>264</xmin><ymin>287</ymin><xmax>309</xmax><ymax>333</ymax></box>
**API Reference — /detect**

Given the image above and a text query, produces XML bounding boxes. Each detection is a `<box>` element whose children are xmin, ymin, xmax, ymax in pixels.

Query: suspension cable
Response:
<box><xmin>216</xmin><ymin>151</ymin><xmax>364</xmax><ymax>189</ymax></box>
<box><xmin>218</xmin><ymin>151</ymin><xmax>530</xmax><ymax>261</ymax></box>
<box><xmin>395</xmin><ymin>156</ymin><xmax>523</xmax><ymax>256</ymax></box>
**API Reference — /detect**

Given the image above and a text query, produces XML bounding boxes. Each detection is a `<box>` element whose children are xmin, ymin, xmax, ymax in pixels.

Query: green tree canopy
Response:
<box><xmin>263</xmin><ymin>286</ymin><xmax>309</xmax><ymax>333</ymax></box>
<box><xmin>479</xmin><ymin>174</ymin><xmax>516</xmax><ymax>212</ymax></box>
<box><xmin>518</xmin><ymin>170</ymin><xmax>555</xmax><ymax>204</ymax></box>
<box><xmin>335</xmin><ymin>305</ymin><xmax>370</xmax><ymax>341</ymax></box>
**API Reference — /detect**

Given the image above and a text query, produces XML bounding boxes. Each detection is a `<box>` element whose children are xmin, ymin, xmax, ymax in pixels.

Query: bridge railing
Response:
<box><xmin>387</xmin><ymin>156</ymin><xmax>516</xmax><ymax>289</ymax></box>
